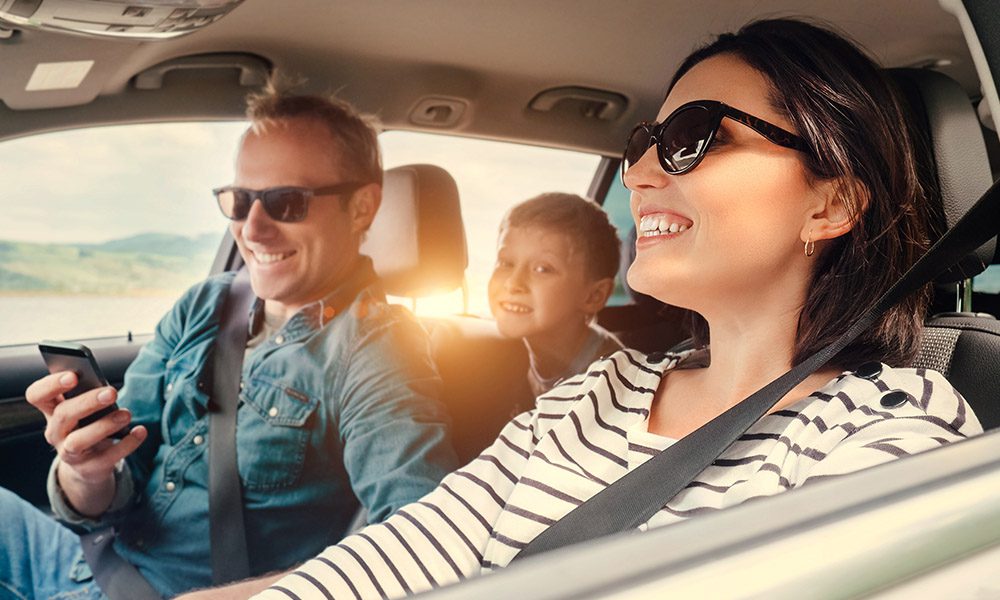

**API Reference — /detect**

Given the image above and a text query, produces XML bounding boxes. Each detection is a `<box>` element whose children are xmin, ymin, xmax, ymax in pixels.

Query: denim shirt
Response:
<box><xmin>48</xmin><ymin>257</ymin><xmax>459</xmax><ymax>597</ymax></box>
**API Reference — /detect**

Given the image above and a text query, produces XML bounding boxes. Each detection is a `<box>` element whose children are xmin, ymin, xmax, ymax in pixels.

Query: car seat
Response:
<box><xmin>890</xmin><ymin>68</ymin><xmax>1000</xmax><ymax>430</ymax></box>
<box><xmin>361</xmin><ymin>164</ymin><xmax>468</xmax><ymax>297</ymax></box>
<box><xmin>363</xmin><ymin>164</ymin><xmax>534</xmax><ymax>464</ymax></box>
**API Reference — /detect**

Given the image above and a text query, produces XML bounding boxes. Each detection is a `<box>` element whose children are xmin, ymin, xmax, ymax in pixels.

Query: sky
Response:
<box><xmin>1</xmin><ymin>121</ymin><xmax>601</xmax><ymax>315</ymax></box>
<box><xmin>2</xmin><ymin>122</ymin><xmax>245</xmax><ymax>245</ymax></box>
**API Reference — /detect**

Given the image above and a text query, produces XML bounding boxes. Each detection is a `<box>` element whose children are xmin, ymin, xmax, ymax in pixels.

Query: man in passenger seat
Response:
<box><xmin>1</xmin><ymin>84</ymin><xmax>460</xmax><ymax>599</ymax></box>
<box><xmin>488</xmin><ymin>193</ymin><xmax>623</xmax><ymax>401</ymax></box>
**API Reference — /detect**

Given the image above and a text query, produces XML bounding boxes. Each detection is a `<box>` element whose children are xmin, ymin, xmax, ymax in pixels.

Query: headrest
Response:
<box><xmin>361</xmin><ymin>164</ymin><xmax>468</xmax><ymax>297</ymax></box>
<box><xmin>889</xmin><ymin>68</ymin><xmax>996</xmax><ymax>282</ymax></box>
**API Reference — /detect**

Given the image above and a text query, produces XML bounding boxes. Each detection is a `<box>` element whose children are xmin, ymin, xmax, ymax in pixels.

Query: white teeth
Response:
<box><xmin>501</xmin><ymin>302</ymin><xmax>531</xmax><ymax>314</ymax></box>
<box><xmin>256</xmin><ymin>251</ymin><xmax>292</xmax><ymax>264</ymax></box>
<box><xmin>639</xmin><ymin>214</ymin><xmax>690</xmax><ymax>237</ymax></box>
<box><xmin>639</xmin><ymin>215</ymin><xmax>657</xmax><ymax>233</ymax></box>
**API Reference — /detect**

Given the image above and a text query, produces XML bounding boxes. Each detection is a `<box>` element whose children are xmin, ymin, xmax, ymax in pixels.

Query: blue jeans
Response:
<box><xmin>0</xmin><ymin>487</ymin><xmax>105</xmax><ymax>600</ymax></box>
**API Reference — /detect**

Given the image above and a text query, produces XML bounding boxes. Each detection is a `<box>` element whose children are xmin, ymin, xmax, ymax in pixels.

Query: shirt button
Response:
<box><xmin>275</xmin><ymin>335</ymin><xmax>285</xmax><ymax>345</ymax></box>
<box><xmin>166</xmin><ymin>383</ymin><xmax>173</xmax><ymax>393</ymax></box>
<box><xmin>165</xmin><ymin>481</ymin><xmax>176</xmax><ymax>492</ymax></box>
<box><xmin>880</xmin><ymin>390</ymin><xmax>910</xmax><ymax>408</ymax></box>
<box><xmin>193</xmin><ymin>435</ymin><xmax>204</xmax><ymax>446</ymax></box>
<box><xmin>854</xmin><ymin>361</ymin><xmax>883</xmax><ymax>380</ymax></box>
<box><xmin>268</xmin><ymin>407</ymin><xmax>278</xmax><ymax>417</ymax></box>
<box><xmin>239</xmin><ymin>380</ymin><xmax>245</xmax><ymax>390</ymax></box>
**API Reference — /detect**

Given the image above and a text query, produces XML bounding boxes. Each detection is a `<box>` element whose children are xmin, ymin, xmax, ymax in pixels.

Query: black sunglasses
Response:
<box><xmin>621</xmin><ymin>99</ymin><xmax>810</xmax><ymax>178</ymax></box>
<box><xmin>213</xmin><ymin>182</ymin><xmax>368</xmax><ymax>222</ymax></box>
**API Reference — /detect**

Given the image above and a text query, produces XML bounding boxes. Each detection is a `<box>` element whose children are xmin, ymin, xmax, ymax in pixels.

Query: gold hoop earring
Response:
<box><xmin>804</xmin><ymin>234</ymin><xmax>815</xmax><ymax>257</ymax></box>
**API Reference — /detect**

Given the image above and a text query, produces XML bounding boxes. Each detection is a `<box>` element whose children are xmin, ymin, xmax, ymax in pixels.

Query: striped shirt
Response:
<box><xmin>254</xmin><ymin>349</ymin><xmax>982</xmax><ymax>600</ymax></box>
<box><xmin>526</xmin><ymin>323</ymin><xmax>624</xmax><ymax>398</ymax></box>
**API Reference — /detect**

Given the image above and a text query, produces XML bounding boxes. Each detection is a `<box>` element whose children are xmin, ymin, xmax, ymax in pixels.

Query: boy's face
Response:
<box><xmin>488</xmin><ymin>225</ymin><xmax>607</xmax><ymax>344</ymax></box>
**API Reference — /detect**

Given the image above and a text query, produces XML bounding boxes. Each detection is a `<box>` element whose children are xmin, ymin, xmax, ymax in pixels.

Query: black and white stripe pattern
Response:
<box><xmin>255</xmin><ymin>349</ymin><xmax>982</xmax><ymax>599</ymax></box>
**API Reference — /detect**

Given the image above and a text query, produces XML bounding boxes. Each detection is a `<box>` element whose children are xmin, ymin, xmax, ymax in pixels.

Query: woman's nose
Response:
<box><xmin>622</xmin><ymin>144</ymin><xmax>670</xmax><ymax>191</ymax></box>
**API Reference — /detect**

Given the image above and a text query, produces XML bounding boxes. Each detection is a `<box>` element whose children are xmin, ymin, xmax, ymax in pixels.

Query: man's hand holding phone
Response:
<box><xmin>26</xmin><ymin>345</ymin><xmax>148</xmax><ymax>518</ymax></box>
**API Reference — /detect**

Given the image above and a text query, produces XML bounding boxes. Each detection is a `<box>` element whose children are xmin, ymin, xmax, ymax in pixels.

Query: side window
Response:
<box><xmin>0</xmin><ymin>122</ymin><xmax>246</xmax><ymax>347</ymax></box>
<box><xmin>973</xmin><ymin>264</ymin><xmax>1000</xmax><ymax>316</ymax></box>
<box><xmin>973</xmin><ymin>264</ymin><xmax>1000</xmax><ymax>293</ymax></box>
<box><xmin>380</xmin><ymin>131</ymin><xmax>602</xmax><ymax>316</ymax></box>
<box><xmin>601</xmin><ymin>174</ymin><xmax>635</xmax><ymax>306</ymax></box>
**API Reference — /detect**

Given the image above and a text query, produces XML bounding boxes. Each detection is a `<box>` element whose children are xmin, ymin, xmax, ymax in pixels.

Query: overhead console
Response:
<box><xmin>0</xmin><ymin>0</ymin><xmax>244</xmax><ymax>40</ymax></box>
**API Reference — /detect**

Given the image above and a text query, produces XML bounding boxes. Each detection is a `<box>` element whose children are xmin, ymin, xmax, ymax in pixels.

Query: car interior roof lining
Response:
<box><xmin>0</xmin><ymin>0</ymin><xmax>989</xmax><ymax>156</ymax></box>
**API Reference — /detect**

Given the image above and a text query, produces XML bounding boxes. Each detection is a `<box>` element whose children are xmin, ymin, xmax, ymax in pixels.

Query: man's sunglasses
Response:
<box><xmin>621</xmin><ymin>99</ymin><xmax>810</xmax><ymax>178</ymax></box>
<box><xmin>213</xmin><ymin>182</ymin><xmax>368</xmax><ymax>222</ymax></box>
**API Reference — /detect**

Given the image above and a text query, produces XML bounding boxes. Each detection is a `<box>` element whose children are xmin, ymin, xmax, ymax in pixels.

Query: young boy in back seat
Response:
<box><xmin>488</xmin><ymin>193</ymin><xmax>623</xmax><ymax>399</ymax></box>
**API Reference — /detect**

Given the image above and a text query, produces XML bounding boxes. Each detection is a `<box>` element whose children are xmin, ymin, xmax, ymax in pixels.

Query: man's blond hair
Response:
<box><xmin>245</xmin><ymin>79</ymin><xmax>383</xmax><ymax>186</ymax></box>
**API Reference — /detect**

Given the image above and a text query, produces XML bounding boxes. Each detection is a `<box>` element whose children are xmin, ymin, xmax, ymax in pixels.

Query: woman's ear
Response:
<box><xmin>801</xmin><ymin>177</ymin><xmax>868</xmax><ymax>244</ymax></box>
<box><xmin>349</xmin><ymin>183</ymin><xmax>382</xmax><ymax>235</ymax></box>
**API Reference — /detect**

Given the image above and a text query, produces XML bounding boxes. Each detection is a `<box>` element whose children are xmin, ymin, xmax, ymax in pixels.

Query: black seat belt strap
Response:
<box><xmin>77</xmin><ymin>269</ymin><xmax>255</xmax><ymax>599</ymax></box>
<box><xmin>517</xmin><ymin>178</ymin><xmax>1000</xmax><ymax>560</ymax></box>
<box><xmin>79</xmin><ymin>528</ymin><xmax>161</xmax><ymax>599</ymax></box>
<box><xmin>207</xmin><ymin>259</ymin><xmax>376</xmax><ymax>582</ymax></box>
<box><xmin>208</xmin><ymin>267</ymin><xmax>256</xmax><ymax>583</ymax></box>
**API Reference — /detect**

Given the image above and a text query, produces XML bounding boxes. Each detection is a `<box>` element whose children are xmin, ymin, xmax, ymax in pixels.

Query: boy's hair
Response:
<box><xmin>245</xmin><ymin>78</ymin><xmax>383</xmax><ymax>188</ymax></box>
<box><xmin>501</xmin><ymin>193</ymin><xmax>621</xmax><ymax>281</ymax></box>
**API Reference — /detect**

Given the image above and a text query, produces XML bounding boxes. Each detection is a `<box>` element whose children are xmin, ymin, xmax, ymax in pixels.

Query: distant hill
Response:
<box><xmin>76</xmin><ymin>232</ymin><xmax>220</xmax><ymax>257</ymax></box>
<box><xmin>0</xmin><ymin>232</ymin><xmax>220</xmax><ymax>294</ymax></box>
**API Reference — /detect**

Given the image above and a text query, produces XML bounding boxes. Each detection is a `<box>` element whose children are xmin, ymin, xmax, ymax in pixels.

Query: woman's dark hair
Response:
<box><xmin>672</xmin><ymin>18</ymin><xmax>939</xmax><ymax>368</ymax></box>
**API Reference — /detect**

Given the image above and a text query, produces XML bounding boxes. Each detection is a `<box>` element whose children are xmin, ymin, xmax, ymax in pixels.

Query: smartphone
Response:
<box><xmin>38</xmin><ymin>341</ymin><xmax>127</xmax><ymax>439</ymax></box>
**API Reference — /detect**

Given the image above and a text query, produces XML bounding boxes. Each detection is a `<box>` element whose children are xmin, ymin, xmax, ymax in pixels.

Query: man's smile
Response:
<box><xmin>251</xmin><ymin>249</ymin><xmax>297</xmax><ymax>265</ymax></box>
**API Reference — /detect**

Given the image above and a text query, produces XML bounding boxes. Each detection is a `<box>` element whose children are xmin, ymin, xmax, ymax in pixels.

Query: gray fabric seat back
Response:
<box><xmin>890</xmin><ymin>69</ymin><xmax>999</xmax><ymax>430</ymax></box>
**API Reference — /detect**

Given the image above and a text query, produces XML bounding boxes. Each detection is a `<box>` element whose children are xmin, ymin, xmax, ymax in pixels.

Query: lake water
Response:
<box><xmin>0</xmin><ymin>295</ymin><xmax>179</xmax><ymax>347</ymax></box>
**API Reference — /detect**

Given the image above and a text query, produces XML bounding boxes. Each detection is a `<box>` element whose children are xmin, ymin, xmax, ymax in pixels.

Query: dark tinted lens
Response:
<box><xmin>263</xmin><ymin>188</ymin><xmax>309</xmax><ymax>222</ymax></box>
<box><xmin>216</xmin><ymin>188</ymin><xmax>254</xmax><ymax>220</ymax></box>
<box><xmin>660</xmin><ymin>106</ymin><xmax>716</xmax><ymax>172</ymax></box>
<box><xmin>623</xmin><ymin>125</ymin><xmax>655</xmax><ymax>173</ymax></box>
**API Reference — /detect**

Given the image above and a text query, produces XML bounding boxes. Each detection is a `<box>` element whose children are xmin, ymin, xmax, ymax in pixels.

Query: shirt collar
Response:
<box><xmin>247</xmin><ymin>255</ymin><xmax>382</xmax><ymax>340</ymax></box>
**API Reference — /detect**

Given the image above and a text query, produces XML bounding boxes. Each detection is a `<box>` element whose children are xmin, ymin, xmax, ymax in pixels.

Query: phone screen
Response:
<box><xmin>38</xmin><ymin>341</ymin><xmax>126</xmax><ymax>438</ymax></box>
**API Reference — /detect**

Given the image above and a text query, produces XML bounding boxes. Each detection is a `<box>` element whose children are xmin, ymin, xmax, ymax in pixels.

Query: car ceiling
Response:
<box><xmin>0</xmin><ymin>0</ymin><xmax>984</xmax><ymax>156</ymax></box>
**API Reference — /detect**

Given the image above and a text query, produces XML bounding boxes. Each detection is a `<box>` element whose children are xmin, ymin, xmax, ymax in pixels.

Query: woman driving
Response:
<box><xmin>187</xmin><ymin>17</ymin><xmax>983</xmax><ymax>600</ymax></box>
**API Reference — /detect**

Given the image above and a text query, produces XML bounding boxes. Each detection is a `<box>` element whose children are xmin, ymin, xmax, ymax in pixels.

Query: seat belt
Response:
<box><xmin>82</xmin><ymin>260</ymin><xmax>380</xmax><ymax>595</ymax></box>
<box><xmin>79</xmin><ymin>528</ymin><xmax>161</xmax><ymax>600</ymax></box>
<box><xmin>208</xmin><ymin>267</ymin><xmax>256</xmax><ymax>583</ymax></box>
<box><xmin>516</xmin><ymin>177</ymin><xmax>1000</xmax><ymax>560</ymax></box>
<box><xmin>78</xmin><ymin>269</ymin><xmax>255</xmax><ymax>599</ymax></box>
